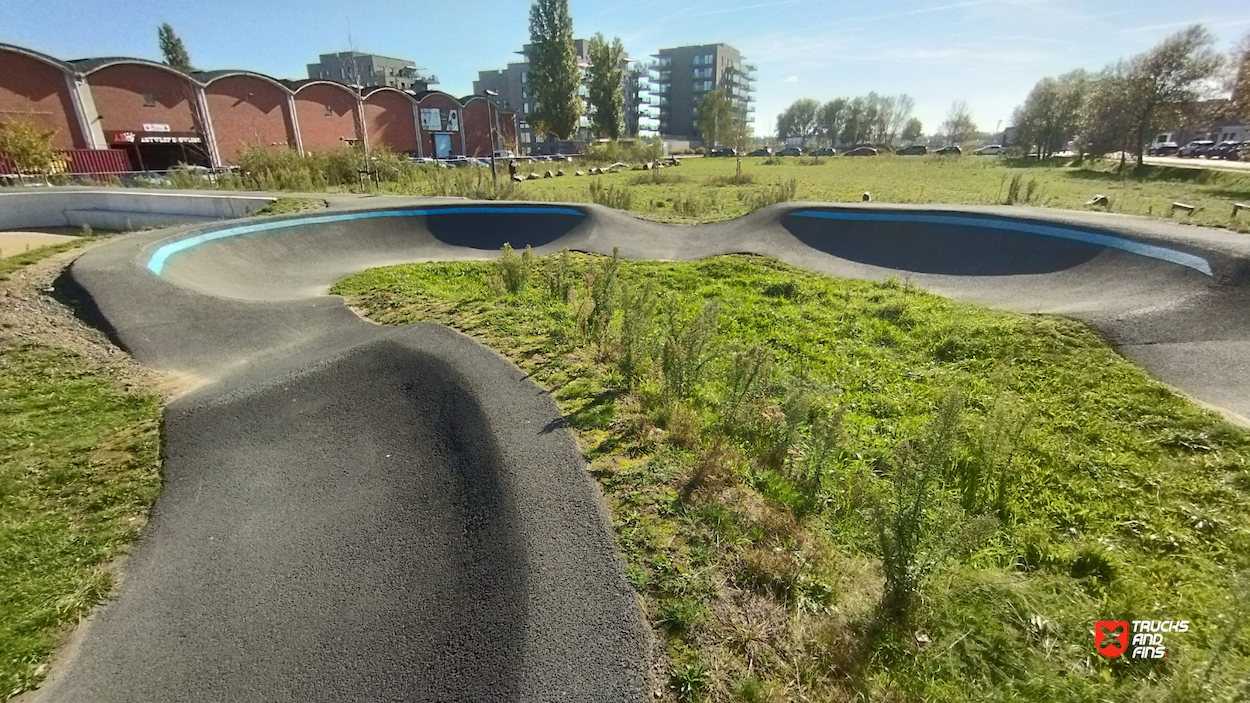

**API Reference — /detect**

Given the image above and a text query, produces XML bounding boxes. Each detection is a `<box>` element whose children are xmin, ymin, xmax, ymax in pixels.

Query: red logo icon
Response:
<box><xmin>1095</xmin><ymin>620</ymin><xmax>1129</xmax><ymax>658</ymax></box>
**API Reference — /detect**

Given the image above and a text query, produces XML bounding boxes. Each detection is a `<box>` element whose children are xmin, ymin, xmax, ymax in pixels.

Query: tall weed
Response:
<box><xmin>589</xmin><ymin>179</ymin><xmax>633</xmax><ymax>209</ymax></box>
<box><xmin>661</xmin><ymin>299</ymin><xmax>722</xmax><ymax>401</ymax></box>
<box><xmin>742</xmin><ymin>178</ymin><xmax>798</xmax><ymax>212</ymax></box>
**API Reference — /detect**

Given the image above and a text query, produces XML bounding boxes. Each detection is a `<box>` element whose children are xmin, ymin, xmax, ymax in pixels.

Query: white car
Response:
<box><xmin>973</xmin><ymin>144</ymin><xmax>1004</xmax><ymax>155</ymax></box>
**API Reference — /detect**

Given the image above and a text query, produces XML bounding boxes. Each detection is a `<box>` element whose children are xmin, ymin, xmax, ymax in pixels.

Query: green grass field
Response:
<box><xmin>0</xmin><ymin>243</ymin><xmax>163</xmax><ymax>699</ymax></box>
<box><xmin>499</xmin><ymin>156</ymin><xmax>1250</xmax><ymax>230</ymax></box>
<box><xmin>336</xmin><ymin>252</ymin><xmax>1250</xmax><ymax>703</ymax></box>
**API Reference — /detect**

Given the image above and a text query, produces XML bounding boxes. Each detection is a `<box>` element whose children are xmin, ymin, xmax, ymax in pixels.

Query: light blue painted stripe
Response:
<box><xmin>146</xmin><ymin>206</ymin><xmax>585</xmax><ymax>275</ymax></box>
<box><xmin>791</xmin><ymin>209</ymin><xmax>1213</xmax><ymax>276</ymax></box>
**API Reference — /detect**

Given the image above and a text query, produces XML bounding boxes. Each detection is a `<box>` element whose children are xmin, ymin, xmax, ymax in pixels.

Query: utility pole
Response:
<box><xmin>485</xmin><ymin>89</ymin><xmax>500</xmax><ymax>186</ymax></box>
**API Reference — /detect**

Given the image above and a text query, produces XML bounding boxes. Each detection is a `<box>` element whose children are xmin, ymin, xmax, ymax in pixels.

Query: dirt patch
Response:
<box><xmin>0</xmin><ymin>233</ymin><xmax>78</xmax><ymax>259</ymax></box>
<box><xmin>0</xmin><ymin>237</ymin><xmax>189</xmax><ymax>400</ymax></box>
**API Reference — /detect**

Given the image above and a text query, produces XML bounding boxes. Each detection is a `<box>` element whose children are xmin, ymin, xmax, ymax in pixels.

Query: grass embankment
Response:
<box><xmin>511</xmin><ymin>156</ymin><xmax>1250</xmax><ymax>229</ymax></box>
<box><xmin>0</xmin><ymin>243</ymin><xmax>161</xmax><ymax>698</ymax></box>
<box><xmin>336</xmin><ymin>251</ymin><xmax>1250</xmax><ymax>702</ymax></box>
<box><xmin>165</xmin><ymin>145</ymin><xmax>1250</xmax><ymax>231</ymax></box>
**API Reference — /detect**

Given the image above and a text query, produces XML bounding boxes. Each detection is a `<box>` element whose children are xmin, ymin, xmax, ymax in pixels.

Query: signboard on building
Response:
<box><xmin>111</xmin><ymin>131</ymin><xmax>201</xmax><ymax>145</ymax></box>
<box><xmin>419</xmin><ymin>107</ymin><xmax>459</xmax><ymax>132</ymax></box>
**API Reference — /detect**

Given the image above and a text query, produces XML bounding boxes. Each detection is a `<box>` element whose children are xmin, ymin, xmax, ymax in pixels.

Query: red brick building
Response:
<box><xmin>0</xmin><ymin>42</ymin><xmax>518</xmax><ymax>172</ymax></box>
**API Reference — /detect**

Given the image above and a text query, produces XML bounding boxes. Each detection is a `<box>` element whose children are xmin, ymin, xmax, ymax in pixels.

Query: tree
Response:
<box><xmin>776</xmin><ymin>98</ymin><xmax>820</xmax><ymax>147</ymax></box>
<box><xmin>157</xmin><ymin>23</ymin><xmax>192</xmax><ymax>72</ymax></box>
<box><xmin>527</xmin><ymin>0</ymin><xmax>582</xmax><ymax>139</ymax></box>
<box><xmin>1012</xmin><ymin>70</ymin><xmax>1090</xmax><ymax>157</ymax></box>
<box><xmin>901</xmin><ymin>117</ymin><xmax>923</xmax><ymax>143</ymax></box>
<box><xmin>942</xmin><ymin>100</ymin><xmax>977</xmax><ymax>145</ymax></box>
<box><xmin>0</xmin><ymin>120</ymin><xmax>58</xmax><ymax>176</ymax></box>
<box><xmin>820</xmin><ymin>98</ymin><xmax>848</xmax><ymax>146</ymax></box>
<box><xmin>1230</xmin><ymin>31</ymin><xmax>1250</xmax><ymax>120</ymax></box>
<box><xmin>1119</xmin><ymin>25</ymin><xmax>1223</xmax><ymax>166</ymax></box>
<box><xmin>841</xmin><ymin>96</ymin><xmax>869</xmax><ymax>145</ymax></box>
<box><xmin>586</xmin><ymin>33</ymin><xmax>626</xmax><ymax>140</ymax></box>
<box><xmin>697</xmin><ymin>89</ymin><xmax>733</xmax><ymax>152</ymax></box>
<box><xmin>886</xmin><ymin>94</ymin><xmax>915</xmax><ymax>144</ymax></box>
<box><xmin>1081</xmin><ymin>61</ymin><xmax>1137</xmax><ymax>166</ymax></box>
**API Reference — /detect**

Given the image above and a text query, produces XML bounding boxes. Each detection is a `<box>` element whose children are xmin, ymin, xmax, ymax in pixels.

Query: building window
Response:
<box><xmin>142</xmin><ymin>92</ymin><xmax>156</xmax><ymax>107</ymax></box>
<box><xmin>324</xmin><ymin>104</ymin><xmax>334</xmax><ymax>116</ymax></box>
<box><xmin>521</xmin><ymin>71</ymin><xmax>528</xmax><ymax>83</ymax></box>
<box><xmin>702</xmin><ymin>54</ymin><xmax>713</xmax><ymax>65</ymax></box>
<box><xmin>524</xmin><ymin>102</ymin><xmax>531</xmax><ymax>113</ymax></box>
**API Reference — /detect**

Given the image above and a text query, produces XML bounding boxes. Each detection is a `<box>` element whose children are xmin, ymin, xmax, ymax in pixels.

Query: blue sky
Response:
<box><xmin>4</xmin><ymin>0</ymin><xmax>1248</xmax><ymax>136</ymax></box>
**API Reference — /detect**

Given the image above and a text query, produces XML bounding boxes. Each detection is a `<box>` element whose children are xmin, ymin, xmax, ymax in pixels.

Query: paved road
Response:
<box><xmin>1142</xmin><ymin>155</ymin><xmax>1250</xmax><ymax>173</ymax></box>
<box><xmin>25</xmin><ymin>195</ymin><xmax>1250</xmax><ymax>701</ymax></box>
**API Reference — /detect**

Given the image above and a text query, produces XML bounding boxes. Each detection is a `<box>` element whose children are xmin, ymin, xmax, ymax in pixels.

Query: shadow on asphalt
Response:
<box><xmin>426</xmin><ymin>211</ymin><xmax>583</xmax><ymax>250</ymax></box>
<box><xmin>782</xmin><ymin>214</ymin><xmax>1104</xmax><ymax>276</ymax></box>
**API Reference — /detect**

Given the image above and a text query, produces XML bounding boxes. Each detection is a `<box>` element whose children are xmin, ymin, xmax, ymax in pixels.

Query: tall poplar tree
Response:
<box><xmin>586</xmin><ymin>33</ymin><xmax>626</xmax><ymax>140</ymax></box>
<box><xmin>158</xmin><ymin>23</ymin><xmax>193</xmax><ymax>72</ymax></box>
<box><xmin>527</xmin><ymin>0</ymin><xmax>582</xmax><ymax>139</ymax></box>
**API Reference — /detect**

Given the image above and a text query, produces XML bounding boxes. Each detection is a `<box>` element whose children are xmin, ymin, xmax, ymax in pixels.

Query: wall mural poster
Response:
<box><xmin>419</xmin><ymin>108</ymin><xmax>442</xmax><ymax>131</ymax></box>
<box><xmin>447</xmin><ymin>110</ymin><xmax>459</xmax><ymax>132</ymax></box>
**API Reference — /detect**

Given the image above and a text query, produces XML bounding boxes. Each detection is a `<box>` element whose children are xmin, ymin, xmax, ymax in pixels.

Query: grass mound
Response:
<box><xmin>335</xmin><ymin>252</ymin><xmax>1250</xmax><ymax>702</ymax></box>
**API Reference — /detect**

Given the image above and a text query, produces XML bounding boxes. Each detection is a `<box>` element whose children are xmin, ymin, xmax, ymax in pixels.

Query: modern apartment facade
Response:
<box><xmin>474</xmin><ymin>40</ymin><xmax>655</xmax><ymax>151</ymax></box>
<box><xmin>651</xmin><ymin>44</ymin><xmax>754</xmax><ymax>143</ymax></box>
<box><xmin>307</xmin><ymin>52</ymin><xmax>436</xmax><ymax>93</ymax></box>
<box><xmin>626</xmin><ymin>62</ymin><xmax>660</xmax><ymax>138</ymax></box>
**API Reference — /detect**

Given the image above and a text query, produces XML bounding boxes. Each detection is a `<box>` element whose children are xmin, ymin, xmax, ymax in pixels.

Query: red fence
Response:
<box><xmin>0</xmin><ymin>149</ymin><xmax>129</xmax><ymax>177</ymax></box>
<box><xmin>64</xmin><ymin>148</ymin><xmax>130</xmax><ymax>175</ymax></box>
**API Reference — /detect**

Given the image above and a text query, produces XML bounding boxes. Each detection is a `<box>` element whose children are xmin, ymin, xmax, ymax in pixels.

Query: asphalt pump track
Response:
<box><xmin>28</xmin><ymin>198</ymin><xmax>1250</xmax><ymax>702</ymax></box>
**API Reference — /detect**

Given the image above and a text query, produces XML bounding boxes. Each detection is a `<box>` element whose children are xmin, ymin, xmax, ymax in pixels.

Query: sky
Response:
<box><xmin>4</xmin><ymin>0</ymin><xmax>1248</xmax><ymax>137</ymax></box>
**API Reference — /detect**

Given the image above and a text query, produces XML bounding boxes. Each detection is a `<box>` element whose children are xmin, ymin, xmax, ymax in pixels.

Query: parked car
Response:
<box><xmin>896</xmin><ymin>144</ymin><xmax>927</xmax><ymax>155</ymax></box>
<box><xmin>747</xmin><ymin>147</ymin><xmax>773</xmax><ymax>157</ymax></box>
<box><xmin>810</xmin><ymin>147</ymin><xmax>836</xmax><ymax>156</ymax></box>
<box><xmin>935</xmin><ymin>145</ymin><xmax>962</xmax><ymax>155</ymax></box>
<box><xmin>709</xmin><ymin>146</ymin><xmax>737</xmax><ymax>157</ymax></box>
<box><xmin>1179</xmin><ymin>140</ymin><xmax>1215</xmax><ymax>157</ymax></box>
<box><xmin>1148</xmin><ymin>141</ymin><xmax>1180</xmax><ymax>156</ymax></box>
<box><xmin>973</xmin><ymin>144</ymin><xmax>1004</xmax><ymax>156</ymax></box>
<box><xmin>1212</xmin><ymin>141</ymin><xmax>1242</xmax><ymax>160</ymax></box>
<box><xmin>777</xmin><ymin>146</ymin><xmax>803</xmax><ymax>156</ymax></box>
<box><xmin>844</xmin><ymin>146</ymin><xmax>878</xmax><ymax>156</ymax></box>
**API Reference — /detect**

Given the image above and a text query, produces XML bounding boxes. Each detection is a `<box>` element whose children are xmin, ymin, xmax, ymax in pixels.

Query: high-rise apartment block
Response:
<box><xmin>307</xmin><ymin>52</ymin><xmax>436</xmax><ymax>93</ymax></box>
<box><xmin>651</xmin><ymin>44</ymin><xmax>754</xmax><ymax>142</ymax></box>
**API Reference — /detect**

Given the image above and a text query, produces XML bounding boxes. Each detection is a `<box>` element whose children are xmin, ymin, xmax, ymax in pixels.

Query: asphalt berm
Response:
<box><xmin>25</xmin><ymin>197</ymin><xmax>1250</xmax><ymax>701</ymax></box>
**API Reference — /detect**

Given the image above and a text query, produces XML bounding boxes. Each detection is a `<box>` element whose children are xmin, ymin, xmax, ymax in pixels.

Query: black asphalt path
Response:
<box><xmin>27</xmin><ymin>196</ymin><xmax>1250</xmax><ymax>701</ymax></box>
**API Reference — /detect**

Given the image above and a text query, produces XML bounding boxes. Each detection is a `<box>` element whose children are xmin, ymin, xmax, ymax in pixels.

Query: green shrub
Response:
<box><xmin>495</xmin><ymin>243</ymin><xmax>533</xmax><ymax>295</ymax></box>
<box><xmin>661</xmin><ymin>299</ymin><xmax>721</xmax><ymax>400</ymax></box>
<box><xmin>741</xmin><ymin>178</ymin><xmax>798</xmax><ymax>212</ymax></box>
<box><xmin>589</xmin><ymin>179</ymin><xmax>633</xmax><ymax>210</ymax></box>
<box><xmin>583</xmin><ymin>137</ymin><xmax>663</xmax><ymax>165</ymax></box>
<box><xmin>545</xmin><ymin>249</ymin><xmax>575</xmax><ymax>302</ymax></box>
<box><xmin>874</xmin><ymin>391</ymin><xmax>996</xmax><ymax>621</ymax></box>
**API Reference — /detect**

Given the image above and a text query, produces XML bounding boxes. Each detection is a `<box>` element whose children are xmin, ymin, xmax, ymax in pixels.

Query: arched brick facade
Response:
<box><xmin>2</xmin><ymin>42</ymin><xmax>518</xmax><ymax>170</ymax></box>
<box><xmin>0</xmin><ymin>48</ymin><xmax>82</xmax><ymax>149</ymax></box>
<box><xmin>363</xmin><ymin>89</ymin><xmax>418</xmax><ymax>154</ymax></box>
<box><xmin>87</xmin><ymin>63</ymin><xmax>200</xmax><ymax>138</ymax></box>
<box><xmin>461</xmin><ymin>98</ymin><xmax>493</xmax><ymax>157</ymax></box>
<box><xmin>204</xmin><ymin>74</ymin><xmax>297</xmax><ymax>163</ymax></box>
<box><xmin>293</xmin><ymin>82</ymin><xmax>361</xmax><ymax>152</ymax></box>
<box><xmin>415</xmin><ymin>92</ymin><xmax>463</xmax><ymax>158</ymax></box>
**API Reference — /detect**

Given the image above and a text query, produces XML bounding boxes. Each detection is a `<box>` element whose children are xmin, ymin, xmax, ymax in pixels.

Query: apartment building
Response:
<box><xmin>306</xmin><ymin>52</ymin><xmax>436</xmax><ymax>93</ymax></box>
<box><xmin>651</xmin><ymin>44</ymin><xmax>754</xmax><ymax>143</ymax></box>
<box><xmin>474</xmin><ymin>39</ymin><xmax>655</xmax><ymax>151</ymax></box>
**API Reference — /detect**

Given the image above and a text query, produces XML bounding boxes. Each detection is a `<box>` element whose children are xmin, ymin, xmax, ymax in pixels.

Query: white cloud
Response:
<box><xmin>782</xmin><ymin>75</ymin><xmax>798</xmax><ymax>83</ymax></box>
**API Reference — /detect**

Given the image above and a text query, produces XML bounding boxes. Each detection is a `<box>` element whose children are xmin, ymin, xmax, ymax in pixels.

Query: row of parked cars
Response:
<box><xmin>708</xmin><ymin>144</ymin><xmax>1000</xmax><ymax>157</ymax></box>
<box><xmin>402</xmin><ymin>152</ymin><xmax>574</xmax><ymax>168</ymax></box>
<box><xmin>1147</xmin><ymin>140</ymin><xmax>1243</xmax><ymax>160</ymax></box>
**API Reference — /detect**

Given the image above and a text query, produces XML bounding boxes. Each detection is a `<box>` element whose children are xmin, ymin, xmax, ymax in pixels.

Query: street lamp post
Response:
<box><xmin>484</xmin><ymin>89</ymin><xmax>500</xmax><ymax>186</ymax></box>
